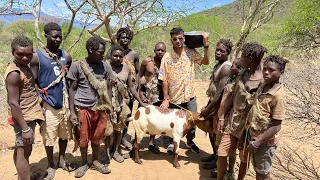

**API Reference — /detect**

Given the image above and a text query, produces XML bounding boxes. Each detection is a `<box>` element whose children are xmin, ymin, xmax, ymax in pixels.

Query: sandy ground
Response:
<box><xmin>0</xmin><ymin>80</ymin><xmax>319</xmax><ymax>180</ymax></box>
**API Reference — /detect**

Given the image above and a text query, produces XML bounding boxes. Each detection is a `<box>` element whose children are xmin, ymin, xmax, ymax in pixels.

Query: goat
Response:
<box><xmin>128</xmin><ymin>105</ymin><xmax>213</xmax><ymax>169</ymax></box>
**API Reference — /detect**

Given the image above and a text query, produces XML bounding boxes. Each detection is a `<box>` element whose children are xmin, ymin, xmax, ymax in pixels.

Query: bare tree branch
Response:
<box><xmin>62</xmin><ymin>0</ymin><xmax>88</xmax><ymax>42</ymax></box>
<box><xmin>232</xmin><ymin>0</ymin><xmax>281</xmax><ymax>59</ymax></box>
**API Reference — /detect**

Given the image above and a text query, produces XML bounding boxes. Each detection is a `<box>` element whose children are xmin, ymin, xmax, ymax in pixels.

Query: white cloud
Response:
<box><xmin>212</xmin><ymin>3</ymin><xmax>221</xmax><ymax>7</ymax></box>
<box><xmin>56</xmin><ymin>2</ymin><xmax>67</xmax><ymax>8</ymax></box>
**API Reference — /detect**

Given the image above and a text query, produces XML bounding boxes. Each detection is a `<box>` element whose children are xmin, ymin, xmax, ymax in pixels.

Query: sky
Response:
<box><xmin>4</xmin><ymin>0</ymin><xmax>235</xmax><ymax>25</ymax></box>
<box><xmin>32</xmin><ymin>0</ymin><xmax>235</xmax><ymax>17</ymax></box>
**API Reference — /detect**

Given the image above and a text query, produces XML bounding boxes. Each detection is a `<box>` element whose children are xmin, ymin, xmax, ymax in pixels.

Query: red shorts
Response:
<box><xmin>79</xmin><ymin>108</ymin><xmax>107</xmax><ymax>147</ymax></box>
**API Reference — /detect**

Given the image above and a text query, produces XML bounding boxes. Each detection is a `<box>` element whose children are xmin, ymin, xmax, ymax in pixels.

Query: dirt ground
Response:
<box><xmin>0</xmin><ymin>80</ymin><xmax>319</xmax><ymax>180</ymax></box>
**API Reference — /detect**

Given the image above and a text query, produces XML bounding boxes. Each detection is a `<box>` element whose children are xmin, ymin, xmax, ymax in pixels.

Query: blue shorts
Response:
<box><xmin>11</xmin><ymin>121</ymin><xmax>36</xmax><ymax>147</ymax></box>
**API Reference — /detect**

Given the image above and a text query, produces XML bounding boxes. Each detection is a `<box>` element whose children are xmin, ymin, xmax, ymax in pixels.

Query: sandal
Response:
<box><xmin>113</xmin><ymin>152</ymin><xmax>124</xmax><ymax>163</ymax></box>
<box><xmin>200</xmin><ymin>154</ymin><xmax>217</xmax><ymax>162</ymax></box>
<box><xmin>92</xmin><ymin>161</ymin><xmax>111</xmax><ymax>174</ymax></box>
<box><xmin>121</xmin><ymin>138</ymin><xmax>133</xmax><ymax>150</ymax></box>
<box><xmin>75</xmin><ymin>164</ymin><xmax>89</xmax><ymax>178</ymax></box>
<box><xmin>122</xmin><ymin>153</ymin><xmax>130</xmax><ymax>159</ymax></box>
<box><xmin>44</xmin><ymin>167</ymin><xmax>56</xmax><ymax>180</ymax></box>
<box><xmin>148</xmin><ymin>145</ymin><xmax>160</xmax><ymax>154</ymax></box>
<box><xmin>58</xmin><ymin>159</ymin><xmax>76</xmax><ymax>172</ymax></box>
<box><xmin>30</xmin><ymin>171</ymin><xmax>41</xmax><ymax>180</ymax></box>
<box><xmin>202</xmin><ymin>160</ymin><xmax>217</xmax><ymax>169</ymax></box>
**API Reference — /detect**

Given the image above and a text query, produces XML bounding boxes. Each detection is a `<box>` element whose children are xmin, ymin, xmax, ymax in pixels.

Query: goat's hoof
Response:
<box><xmin>173</xmin><ymin>162</ymin><xmax>180</xmax><ymax>169</ymax></box>
<box><xmin>135</xmin><ymin>159</ymin><xmax>142</xmax><ymax>164</ymax></box>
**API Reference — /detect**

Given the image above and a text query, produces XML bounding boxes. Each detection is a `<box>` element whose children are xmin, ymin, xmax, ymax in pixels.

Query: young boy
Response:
<box><xmin>68</xmin><ymin>36</ymin><xmax>113</xmax><ymax>178</ymax></box>
<box><xmin>212</xmin><ymin>59</ymin><xmax>242</xmax><ymax>178</ymax></box>
<box><xmin>139</xmin><ymin>42</ymin><xmax>166</xmax><ymax>153</ymax></box>
<box><xmin>217</xmin><ymin>42</ymin><xmax>268</xmax><ymax>180</ymax></box>
<box><xmin>200</xmin><ymin>39</ymin><xmax>233</xmax><ymax>170</ymax></box>
<box><xmin>5</xmin><ymin>36</ymin><xmax>44</xmax><ymax>180</ymax></box>
<box><xmin>241</xmin><ymin>55</ymin><xmax>287</xmax><ymax>180</ymax></box>
<box><xmin>108</xmin><ymin>45</ymin><xmax>146</xmax><ymax>163</ymax></box>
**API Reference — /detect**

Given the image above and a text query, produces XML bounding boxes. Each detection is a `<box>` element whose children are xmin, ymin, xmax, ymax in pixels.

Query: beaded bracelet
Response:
<box><xmin>22</xmin><ymin>127</ymin><xmax>31</xmax><ymax>133</ymax></box>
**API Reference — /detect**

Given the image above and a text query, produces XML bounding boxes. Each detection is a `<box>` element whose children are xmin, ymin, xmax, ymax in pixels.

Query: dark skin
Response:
<box><xmin>118</xmin><ymin>33</ymin><xmax>140</xmax><ymax>85</ymax></box>
<box><xmin>110</xmin><ymin>50</ymin><xmax>147</xmax><ymax>107</ymax></box>
<box><xmin>138</xmin><ymin>43</ymin><xmax>166</xmax><ymax>149</ymax></box>
<box><xmin>7</xmin><ymin>45</ymin><xmax>34</xmax><ymax>180</ymax></box>
<box><xmin>215</xmin><ymin>61</ymin><xmax>241</xmax><ymax>180</ymax></box>
<box><xmin>30</xmin><ymin>29</ymin><xmax>72</xmax><ymax>171</ymax></box>
<box><xmin>217</xmin><ymin>54</ymin><xmax>263</xmax><ymax>180</ymax></box>
<box><xmin>160</xmin><ymin>32</ymin><xmax>209</xmax><ymax>110</ymax></box>
<box><xmin>240</xmin><ymin>61</ymin><xmax>282</xmax><ymax>180</ymax></box>
<box><xmin>69</xmin><ymin>43</ymin><xmax>112</xmax><ymax>176</ymax></box>
<box><xmin>139</xmin><ymin>43</ymin><xmax>166</xmax><ymax>101</ymax></box>
<box><xmin>200</xmin><ymin>43</ymin><xmax>231</xmax><ymax>117</ymax></box>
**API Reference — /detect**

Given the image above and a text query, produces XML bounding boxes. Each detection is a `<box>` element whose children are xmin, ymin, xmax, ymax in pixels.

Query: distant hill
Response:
<box><xmin>169</xmin><ymin>0</ymin><xmax>296</xmax><ymax>53</ymax></box>
<box><xmin>0</xmin><ymin>8</ymin><xmax>97</xmax><ymax>29</ymax></box>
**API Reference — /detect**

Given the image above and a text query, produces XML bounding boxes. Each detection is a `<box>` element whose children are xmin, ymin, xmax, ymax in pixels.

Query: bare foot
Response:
<box><xmin>174</xmin><ymin>162</ymin><xmax>180</xmax><ymax>169</ymax></box>
<box><xmin>134</xmin><ymin>158</ymin><xmax>142</xmax><ymax>164</ymax></box>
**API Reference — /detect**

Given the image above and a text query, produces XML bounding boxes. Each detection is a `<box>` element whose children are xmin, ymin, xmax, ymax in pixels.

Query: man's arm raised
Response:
<box><xmin>200</xmin><ymin>32</ymin><xmax>209</xmax><ymax>65</ymax></box>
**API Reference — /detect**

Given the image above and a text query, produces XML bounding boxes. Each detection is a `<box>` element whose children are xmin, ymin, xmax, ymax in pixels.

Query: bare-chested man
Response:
<box><xmin>116</xmin><ymin>27</ymin><xmax>140</xmax><ymax>150</ymax></box>
<box><xmin>139</xmin><ymin>42</ymin><xmax>166</xmax><ymax>153</ymax></box>
<box><xmin>108</xmin><ymin>45</ymin><xmax>146</xmax><ymax>163</ymax></box>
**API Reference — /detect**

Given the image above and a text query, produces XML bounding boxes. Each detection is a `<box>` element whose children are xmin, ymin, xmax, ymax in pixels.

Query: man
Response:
<box><xmin>108</xmin><ymin>45</ymin><xmax>146</xmax><ymax>163</ymax></box>
<box><xmin>200</xmin><ymin>39</ymin><xmax>233</xmax><ymax>172</ymax></box>
<box><xmin>116</xmin><ymin>27</ymin><xmax>140</xmax><ymax>150</ymax></box>
<box><xmin>68</xmin><ymin>36</ymin><xmax>112</xmax><ymax>178</ymax></box>
<box><xmin>30</xmin><ymin>22</ymin><xmax>72</xmax><ymax>179</ymax></box>
<box><xmin>5</xmin><ymin>36</ymin><xmax>44</xmax><ymax>180</ymax></box>
<box><xmin>159</xmin><ymin>28</ymin><xmax>209</xmax><ymax>153</ymax></box>
<box><xmin>139</xmin><ymin>42</ymin><xmax>166</xmax><ymax>153</ymax></box>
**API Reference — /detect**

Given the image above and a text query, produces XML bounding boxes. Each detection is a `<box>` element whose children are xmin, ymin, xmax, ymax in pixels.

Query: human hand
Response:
<box><xmin>160</xmin><ymin>100</ymin><xmax>169</xmax><ymax>111</ymax></box>
<box><xmin>217</xmin><ymin>120</ymin><xmax>225</xmax><ymax>133</ymax></box>
<box><xmin>237</xmin><ymin>137</ymin><xmax>245</xmax><ymax>150</ymax></box>
<box><xmin>22</xmin><ymin>128</ymin><xmax>34</xmax><ymax>145</ymax></box>
<box><xmin>140</xmin><ymin>102</ymin><xmax>148</xmax><ymax>107</ymax></box>
<box><xmin>141</xmin><ymin>95</ymin><xmax>148</xmax><ymax>103</ymax></box>
<box><xmin>69</xmin><ymin>112</ymin><xmax>78</xmax><ymax>126</ymax></box>
<box><xmin>202</xmin><ymin>32</ymin><xmax>209</xmax><ymax>46</ymax></box>
<box><xmin>200</xmin><ymin>108</ymin><xmax>210</xmax><ymax>118</ymax></box>
<box><xmin>247</xmin><ymin>141</ymin><xmax>259</xmax><ymax>154</ymax></box>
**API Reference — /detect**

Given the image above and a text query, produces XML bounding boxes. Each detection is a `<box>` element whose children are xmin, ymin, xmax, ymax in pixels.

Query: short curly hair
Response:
<box><xmin>110</xmin><ymin>44</ymin><xmax>125</xmax><ymax>54</ymax></box>
<box><xmin>263</xmin><ymin>55</ymin><xmax>289</xmax><ymax>74</ymax></box>
<box><xmin>217</xmin><ymin>39</ymin><xmax>233</xmax><ymax>54</ymax></box>
<box><xmin>241</xmin><ymin>42</ymin><xmax>268</xmax><ymax>61</ymax></box>
<box><xmin>86</xmin><ymin>36</ymin><xmax>106</xmax><ymax>53</ymax></box>
<box><xmin>44</xmin><ymin>22</ymin><xmax>61</xmax><ymax>35</ymax></box>
<box><xmin>11</xmin><ymin>35</ymin><xmax>33</xmax><ymax>52</ymax></box>
<box><xmin>116</xmin><ymin>27</ymin><xmax>134</xmax><ymax>41</ymax></box>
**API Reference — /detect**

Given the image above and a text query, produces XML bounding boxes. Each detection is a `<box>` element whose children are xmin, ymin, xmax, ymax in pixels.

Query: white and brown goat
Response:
<box><xmin>128</xmin><ymin>105</ymin><xmax>213</xmax><ymax>169</ymax></box>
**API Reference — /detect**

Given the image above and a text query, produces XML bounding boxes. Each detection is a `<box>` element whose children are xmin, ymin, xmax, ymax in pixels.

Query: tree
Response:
<box><xmin>0</xmin><ymin>0</ymin><xmax>194</xmax><ymax>48</ymax></box>
<box><xmin>0</xmin><ymin>0</ymin><xmax>44</xmax><ymax>46</ymax></box>
<box><xmin>280</xmin><ymin>0</ymin><xmax>320</xmax><ymax>50</ymax></box>
<box><xmin>232</xmin><ymin>0</ymin><xmax>281</xmax><ymax>58</ymax></box>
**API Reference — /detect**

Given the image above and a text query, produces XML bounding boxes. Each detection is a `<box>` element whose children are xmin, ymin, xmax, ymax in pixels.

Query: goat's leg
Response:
<box><xmin>173</xmin><ymin>137</ymin><xmax>181</xmax><ymax>169</ymax></box>
<box><xmin>134</xmin><ymin>132</ymin><xmax>143</xmax><ymax>164</ymax></box>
